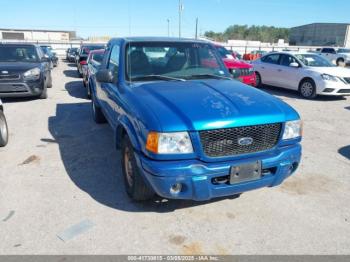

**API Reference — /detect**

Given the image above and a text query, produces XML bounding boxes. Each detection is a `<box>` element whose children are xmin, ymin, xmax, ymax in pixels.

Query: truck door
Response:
<box><xmin>102</xmin><ymin>44</ymin><xmax>121</xmax><ymax>128</ymax></box>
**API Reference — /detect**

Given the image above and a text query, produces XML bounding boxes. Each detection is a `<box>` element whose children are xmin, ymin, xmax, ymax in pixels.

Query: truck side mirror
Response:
<box><xmin>96</xmin><ymin>69</ymin><xmax>115</xmax><ymax>83</ymax></box>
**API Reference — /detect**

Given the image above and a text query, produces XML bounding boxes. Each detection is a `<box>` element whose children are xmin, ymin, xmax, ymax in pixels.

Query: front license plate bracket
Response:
<box><xmin>230</xmin><ymin>161</ymin><xmax>262</xmax><ymax>184</ymax></box>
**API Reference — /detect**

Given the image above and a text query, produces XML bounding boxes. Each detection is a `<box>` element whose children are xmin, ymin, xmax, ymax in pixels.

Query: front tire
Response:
<box><xmin>47</xmin><ymin>72</ymin><xmax>53</xmax><ymax>88</ymax></box>
<box><xmin>91</xmin><ymin>92</ymin><xmax>106</xmax><ymax>123</ymax></box>
<box><xmin>0</xmin><ymin>110</ymin><xmax>9</xmax><ymax>147</ymax></box>
<box><xmin>121</xmin><ymin>135</ymin><xmax>154</xmax><ymax>201</ymax></box>
<box><xmin>255</xmin><ymin>72</ymin><xmax>262</xmax><ymax>87</ymax></box>
<box><xmin>337</xmin><ymin>58</ymin><xmax>345</xmax><ymax>67</ymax></box>
<box><xmin>299</xmin><ymin>79</ymin><xmax>317</xmax><ymax>99</ymax></box>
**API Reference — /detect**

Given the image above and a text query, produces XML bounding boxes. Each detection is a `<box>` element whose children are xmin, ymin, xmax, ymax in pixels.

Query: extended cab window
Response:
<box><xmin>322</xmin><ymin>48</ymin><xmax>336</xmax><ymax>54</ymax></box>
<box><xmin>261</xmin><ymin>54</ymin><xmax>280</xmax><ymax>64</ymax></box>
<box><xmin>108</xmin><ymin>45</ymin><xmax>120</xmax><ymax>83</ymax></box>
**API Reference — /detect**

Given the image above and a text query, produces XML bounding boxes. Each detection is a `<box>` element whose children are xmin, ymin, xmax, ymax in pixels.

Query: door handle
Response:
<box><xmin>261</xmin><ymin>66</ymin><xmax>265</xmax><ymax>69</ymax></box>
<box><xmin>277</xmin><ymin>69</ymin><xmax>282</xmax><ymax>72</ymax></box>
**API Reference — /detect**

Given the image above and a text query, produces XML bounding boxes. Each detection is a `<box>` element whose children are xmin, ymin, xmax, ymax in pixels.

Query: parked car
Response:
<box><xmin>82</xmin><ymin>49</ymin><xmax>105</xmax><ymax>98</ymax></box>
<box><xmin>76</xmin><ymin>44</ymin><xmax>105</xmax><ymax>77</ymax></box>
<box><xmin>0</xmin><ymin>43</ymin><xmax>52</xmax><ymax>99</ymax></box>
<box><xmin>215</xmin><ymin>45</ymin><xmax>256</xmax><ymax>86</ymax></box>
<box><xmin>40</xmin><ymin>45</ymin><xmax>58</xmax><ymax>67</ymax></box>
<box><xmin>315</xmin><ymin>47</ymin><xmax>350</xmax><ymax>66</ymax></box>
<box><xmin>66</xmin><ymin>47</ymin><xmax>78</xmax><ymax>62</ymax></box>
<box><xmin>252</xmin><ymin>51</ymin><xmax>350</xmax><ymax>98</ymax></box>
<box><xmin>243</xmin><ymin>50</ymin><xmax>267</xmax><ymax>61</ymax></box>
<box><xmin>91</xmin><ymin>37</ymin><xmax>302</xmax><ymax>201</ymax></box>
<box><xmin>0</xmin><ymin>99</ymin><xmax>8</xmax><ymax>147</ymax></box>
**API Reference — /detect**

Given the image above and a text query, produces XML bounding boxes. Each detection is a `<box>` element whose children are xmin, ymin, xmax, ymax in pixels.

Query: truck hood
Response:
<box><xmin>132</xmin><ymin>80</ymin><xmax>299</xmax><ymax>132</ymax></box>
<box><xmin>0</xmin><ymin>62</ymin><xmax>40</xmax><ymax>73</ymax></box>
<box><xmin>223</xmin><ymin>58</ymin><xmax>252</xmax><ymax>69</ymax></box>
<box><xmin>306</xmin><ymin>66</ymin><xmax>350</xmax><ymax>77</ymax></box>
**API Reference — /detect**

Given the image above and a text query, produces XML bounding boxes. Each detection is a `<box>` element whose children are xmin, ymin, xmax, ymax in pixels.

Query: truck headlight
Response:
<box><xmin>146</xmin><ymin>131</ymin><xmax>193</xmax><ymax>154</ymax></box>
<box><xmin>321</xmin><ymin>74</ymin><xmax>338</xmax><ymax>82</ymax></box>
<box><xmin>23</xmin><ymin>67</ymin><xmax>41</xmax><ymax>80</ymax></box>
<box><xmin>282</xmin><ymin>120</ymin><xmax>302</xmax><ymax>140</ymax></box>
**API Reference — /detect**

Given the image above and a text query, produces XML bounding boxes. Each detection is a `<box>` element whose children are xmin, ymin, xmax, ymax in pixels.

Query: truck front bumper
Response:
<box><xmin>135</xmin><ymin>144</ymin><xmax>301</xmax><ymax>201</ymax></box>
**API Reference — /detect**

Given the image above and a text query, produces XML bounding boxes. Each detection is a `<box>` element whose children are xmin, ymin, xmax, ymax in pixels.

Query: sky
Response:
<box><xmin>1</xmin><ymin>0</ymin><xmax>350</xmax><ymax>38</ymax></box>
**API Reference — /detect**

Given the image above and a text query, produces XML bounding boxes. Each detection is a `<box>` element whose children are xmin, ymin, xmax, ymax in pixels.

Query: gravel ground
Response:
<box><xmin>0</xmin><ymin>60</ymin><xmax>350</xmax><ymax>255</ymax></box>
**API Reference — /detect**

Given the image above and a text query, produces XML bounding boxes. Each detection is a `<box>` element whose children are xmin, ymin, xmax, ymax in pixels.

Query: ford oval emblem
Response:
<box><xmin>238</xmin><ymin>137</ymin><xmax>253</xmax><ymax>146</ymax></box>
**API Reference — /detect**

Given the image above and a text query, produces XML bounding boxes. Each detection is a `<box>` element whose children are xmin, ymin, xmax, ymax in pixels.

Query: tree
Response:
<box><xmin>204</xmin><ymin>25</ymin><xmax>290</xmax><ymax>43</ymax></box>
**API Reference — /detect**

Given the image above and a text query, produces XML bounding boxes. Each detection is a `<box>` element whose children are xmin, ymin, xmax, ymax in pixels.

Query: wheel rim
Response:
<box><xmin>0</xmin><ymin>116</ymin><xmax>8</xmax><ymax>142</ymax></box>
<box><xmin>124</xmin><ymin>147</ymin><xmax>134</xmax><ymax>187</ymax></box>
<box><xmin>301</xmin><ymin>82</ymin><xmax>314</xmax><ymax>97</ymax></box>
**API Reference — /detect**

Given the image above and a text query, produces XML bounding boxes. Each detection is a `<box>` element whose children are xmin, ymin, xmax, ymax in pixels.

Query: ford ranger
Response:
<box><xmin>92</xmin><ymin>37</ymin><xmax>302</xmax><ymax>201</ymax></box>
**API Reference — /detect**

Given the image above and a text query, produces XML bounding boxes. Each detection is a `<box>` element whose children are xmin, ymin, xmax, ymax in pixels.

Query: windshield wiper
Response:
<box><xmin>130</xmin><ymin>75</ymin><xmax>186</xmax><ymax>82</ymax></box>
<box><xmin>186</xmin><ymin>74</ymin><xmax>232</xmax><ymax>80</ymax></box>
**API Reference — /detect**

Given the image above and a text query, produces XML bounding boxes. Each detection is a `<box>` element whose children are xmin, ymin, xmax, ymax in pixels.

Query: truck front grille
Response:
<box><xmin>199</xmin><ymin>123</ymin><xmax>282</xmax><ymax>157</ymax></box>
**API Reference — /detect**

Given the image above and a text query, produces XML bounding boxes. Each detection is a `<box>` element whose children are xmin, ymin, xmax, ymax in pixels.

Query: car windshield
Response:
<box><xmin>216</xmin><ymin>46</ymin><xmax>232</xmax><ymax>59</ymax></box>
<box><xmin>0</xmin><ymin>45</ymin><xmax>39</xmax><ymax>62</ymax></box>
<box><xmin>295</xmin><ymin>54</ymin><xmax>334</xmax><ymax>67</ymax></box>
<box><xmin>126</xmin><ymin>42</ymin><xmax>229</xmax><ymax>81</ymax></box>
<box><xmin>82</xmin><ymin>45</ymin><xmax>104</xmax><ymax>55</ymax></box>
<box><xmin>41</xmin><ymin>46</ymin><xmax>53</xmax><ymax>56</ymax></box>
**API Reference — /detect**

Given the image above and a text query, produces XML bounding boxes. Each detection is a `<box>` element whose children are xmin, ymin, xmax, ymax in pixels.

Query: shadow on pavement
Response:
<box><xmin>63</xmin><ymin>69</ymin><xmax>81</xmax><ymax>78</ymax></box>
<box><xmin>338</xmin><ymin>145</ymin><xmax>350</xmax><ymax>160</ymax></box>
<box><xmin>65</xmin><ymin>81</ymin><xmax>89</xmax><ymax>100</ymax></box>
<box><xmin>47</xmin><ymin>103</ymin><xmax>239</xmax><ymax>213</ymax></box>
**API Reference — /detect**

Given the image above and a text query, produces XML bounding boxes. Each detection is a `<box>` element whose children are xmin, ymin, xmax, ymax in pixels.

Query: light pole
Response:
<box><xmin>167</xmin><ymin>19</ymin><xmax>170</xmax><ymax>37</ymax></box>
<box><xmin>178</xmin><ymin>0</ymin><xmax>183</xmax><ymax>38</ymax></box>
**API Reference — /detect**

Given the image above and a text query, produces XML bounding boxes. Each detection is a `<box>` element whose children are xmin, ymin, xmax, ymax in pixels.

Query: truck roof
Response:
<box><xmin>109</xmin><ymin>37</ymin><xmax>209</xmax><ymax>44</ymax></box>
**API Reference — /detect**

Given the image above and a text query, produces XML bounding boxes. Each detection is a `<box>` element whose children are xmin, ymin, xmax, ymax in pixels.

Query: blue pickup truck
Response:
<box><xmin>90</xmin><ymin>37</ymin><xmax>302</xmax><ymax>201</ymax></box>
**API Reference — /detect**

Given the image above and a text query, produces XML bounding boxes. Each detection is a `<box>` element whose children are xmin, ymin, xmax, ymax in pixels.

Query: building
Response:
<box><xmin>0</xmin><ymin>28</ymin><xmax>76</xmax><ymax>41</ymax></box>
<box><xmin>290</xmin><ymin>23</ymin><xmax>350</xmax><ymax>47</ymax></box>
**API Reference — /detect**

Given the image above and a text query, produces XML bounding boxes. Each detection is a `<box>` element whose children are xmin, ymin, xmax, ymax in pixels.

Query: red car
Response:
<box><xmin>215</xmin><ymin>45</ymin><xmax>256</xmax><ymax>86</ymax></box>
<box><xmin>82</xmin><ymin>49</ymin><xmax>105</xmax><ymax>88</ymax></box>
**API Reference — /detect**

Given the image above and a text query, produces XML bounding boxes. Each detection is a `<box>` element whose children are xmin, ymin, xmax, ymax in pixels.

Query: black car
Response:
<box><xmin>66</xmin><ymin>47</ymin><xmax>78</xmax><ymax>62</ymax></box>
<box><xmin>40</xmin><ymin>45</ymin><xmax>58</xmax><ymax>67</ymax></box>
<box><xmin>0</xmin><ymin>99</ymin><xmax>8</xmax><ymax>147</ymax></box>
<box><xmin>0</xmin><ymin>43</ymin><xmax>52</xmax><ymax>99</ymax></box>
<box><xmin>76</xmin><ymin>44</ymin><xmax>105</xmax><ymax>77</ymax></box>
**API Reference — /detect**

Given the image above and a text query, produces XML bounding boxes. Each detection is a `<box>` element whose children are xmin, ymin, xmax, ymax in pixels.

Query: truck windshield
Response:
<box><xmin>0</xmin><ymin>45</ymin><xmax>39</xmax><ymax>62</ymax></box>
<box><xmin>295</xmin><ymin>54</ymin><xmax>334</xmax><ymax>67</ymax></box>
<box><xmin>126</xmin><ymin>42</ymin><xmax>229</xmax><ymax>81</ymax></box>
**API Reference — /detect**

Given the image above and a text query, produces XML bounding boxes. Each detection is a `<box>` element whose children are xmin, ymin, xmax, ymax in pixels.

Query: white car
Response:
<box><xmin>252</xmin><ymin>52</ymin><xmax>350</xmax><ymax>98</ymax></box>
<box><xmin>315</xmin><ymin>47</ymin><xmax>350</xmax><ymax>66</ymax></box>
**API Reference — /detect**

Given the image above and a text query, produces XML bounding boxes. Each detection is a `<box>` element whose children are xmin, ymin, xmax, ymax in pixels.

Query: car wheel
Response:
<box><xmin>337</xmin><ymin>58</ymin><xmax>345</xmax><ymax>67</ymax></box>
<box><xmin>299</xmin><ymin>79</ymin><xmax>317</xmax><ymax>99</ymax></box>
<box><xmin>255</xmin><ymin>72</ymin><xmax>262</xmax><ymax>87</ymax></box>
<box><xmin>121</xmin><ymin>135</ymin><xmax>154</xmax><ymax>201</ymax></box>
<box><xmin>91</xmin><ymin>92</ymin><xmax>106</xmax><ymax>123</ymax></box>
<box><xmin>38</xmin><ymin>80</ymin><xmax>48</xmax><ymax>99</ymax></box>
<box><xmin>47</xmin><ymin>72</ymin><xmax>53</xmax><ymax>88</ymax></box>
<box><xmin>0</xmin><ymin>110</ymin><xmax>9</xmax><ymax>147</ymax></box>
<box><xmin>87</xmin><ymin>81</ymin><xmax>92</xmax><ymax>99</ymax></box>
